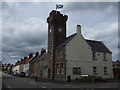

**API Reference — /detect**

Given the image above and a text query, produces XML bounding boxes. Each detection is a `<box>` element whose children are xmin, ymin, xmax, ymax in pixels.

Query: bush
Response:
<box><xmin>75</xmin><ymin>76</ymin><xmax>103</xmax><ymax>82</ymax></box>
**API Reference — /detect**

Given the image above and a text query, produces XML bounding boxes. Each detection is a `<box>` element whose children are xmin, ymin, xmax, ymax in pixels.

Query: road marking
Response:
<box><xmin>65</xmin><ymin>84</ymin><xmax>82</xmax><ymax>88</ymax></box>
<box><xmin>31</xmin><ymin>82</ymin><xmax>37</xmax><ymax>85</ymax></box>
<box><xmin>7</xmin><ymin>84</ymin><xmax>12</xmax><ymax>89</ymax></box>
<box><xmin>3</xmin><ymin>81</ymin><xmax>12</xmax><ymax>90</ymax></box>
<box><xmin>41</xmin><ymin>86</ymin><xmax>46</xmax><ymax>88</ymax></box>
<box><xmin>21</xmin><ymin>79</ymin><xmax>26</xmax><ymax>81</ymax></box>
<box><xmin>99</xmin><ymin>86</ymin><xmax>110</xmax><ymax>88</ymax></box>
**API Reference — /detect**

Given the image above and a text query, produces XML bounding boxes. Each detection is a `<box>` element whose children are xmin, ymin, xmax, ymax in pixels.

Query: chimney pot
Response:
<box><xmin>41</xmin><ymin>48</ymin><xmax>46</xmax><ymax>55</ymax></box>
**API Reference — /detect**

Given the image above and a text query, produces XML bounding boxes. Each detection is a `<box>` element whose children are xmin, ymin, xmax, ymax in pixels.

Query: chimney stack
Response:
<box><xmin>20</xmin><ymin>59</ymin><xmax>23</xmax><ymax>61</ymax></box>
<box><xmin>35</xmin><ymin>52</ymin><xmax>39</xmax><ymax>56</ymax></box>
<box><xmin>76</xmin><ymin>24</ymin><xmax>81</xmax><ymax>35</ymax></box>
<box><xmin>29</xmin><ymin>53</ymin><xmax>33</xmax><ymax>58</ymax></box>
<box><xmin>24</xmin><ymin>56</ymin><xmax>27</xmax><ymax>60</ymax></box>
<box><xmin>41</xmin><ymin>48</ymin><xmax>46</xmax><ymax>55</ymax></box>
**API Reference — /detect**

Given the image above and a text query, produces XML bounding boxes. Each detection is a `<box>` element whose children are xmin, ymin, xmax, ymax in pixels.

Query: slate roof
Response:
<box><xmin>36</xmin><ymin>53</ymin><xmax>48</xmax><ymax>62</ymax></box>
<box><xmin>30</xmin><ymin>55</ymin><xmax>40</xmax><ymax>63</ymax></box>
<box><xmin>57</xmin><ymin>33</ymin><xmax>112</xmax><ymax>53</ymax></box>
<box><xmin>58</xmin><ymin>33</ymin><xmax>76</xmax><ymax>48</ymax></box>
<box><xmin>86</xmin><ymin>40</ymin><xmax>112</xmax><ymax>53</ymax></box>
<box><xmin>17</xmin><ymin>58</ymin><xmax>29</xmax><ymax>65</ymax></box>
<box><xmin>30</xmin><ymin>53</ymin><xmax>48</xmax><ymax>63</ymax></box>
<box><xmin>25</xmin><ymin>56</ymin><xmax>36</xmax><ymax>64</ymax></box>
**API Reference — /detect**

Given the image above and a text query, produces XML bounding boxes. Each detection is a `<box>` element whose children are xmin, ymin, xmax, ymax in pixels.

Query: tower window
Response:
<box><xmin>56</xmin><ymin>64</ymin><xmax>59</xmax><ymax>75</ymax></box>
<box><xmin>60</xmin><ymin>52</ymin><xmax>62</xmax><ymax>58</ymax></box>
<box><xmin>60</xmin><ymin>63</ymin><xmax>64</xmax><ymax>74</ymax></box>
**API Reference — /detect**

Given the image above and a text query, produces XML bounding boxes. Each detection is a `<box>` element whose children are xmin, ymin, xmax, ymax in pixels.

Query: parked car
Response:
<box><xmin>13</xmin><ymin>72</ymin><xmax>19</xmax><ymax>76</ymax></box>
<box><xmin>18</xmin><ymin>72</ymin><xmax>26</xmax><ymax>77</ymax></box>
<box><xmin>7</xmin><ymin>72</ymin><xmax>11</xmax><ymax>74</ymax></box>
<box><xmin>11</xmin><ymin>71</ymin><xmax>14</xmax><ymax>75</ymax></box>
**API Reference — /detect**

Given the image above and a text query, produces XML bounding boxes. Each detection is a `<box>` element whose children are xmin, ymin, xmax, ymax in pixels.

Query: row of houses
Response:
<box><xmin>2</xmin><ymin>63</ymin><xmax>13</xmax><ymax>73</ymax></box>
<box><xmin>2</xmin><ymin>59</ymin><xmax>120</xmax><ymax>79</ymax></box>
<box><xmin>12</xmin><ymin>48</ymin><xmax>48</xmax><ymax>78</ymax></box>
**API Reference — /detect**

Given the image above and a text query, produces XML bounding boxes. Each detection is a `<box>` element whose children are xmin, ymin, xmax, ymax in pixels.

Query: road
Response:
<box><xmin>2</xmin><ymin>73</ymin><xmax>120</xmax><ymax>90</ymax></box>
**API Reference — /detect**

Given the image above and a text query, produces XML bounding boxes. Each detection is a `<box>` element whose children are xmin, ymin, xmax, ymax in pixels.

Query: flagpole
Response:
<box><xmin>56</xmin><ymin>4</ymin><xmax>57</xmax><ymax>14</ymax></box>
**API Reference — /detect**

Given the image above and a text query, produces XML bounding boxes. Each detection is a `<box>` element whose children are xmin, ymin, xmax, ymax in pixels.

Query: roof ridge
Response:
<box><xmin>66</xmin><ymin>33</ymin><xmax>77</xmax><ymax>39</ymax></box>
<box><xmin>57</xmin><ymin>33</ymin><xmax>77</xmax><ymax>48</ymax></box>
<box><xmin>85</xmin><ymin>39</ymin><xmax>101</xmax><ymax>42</ymax></box>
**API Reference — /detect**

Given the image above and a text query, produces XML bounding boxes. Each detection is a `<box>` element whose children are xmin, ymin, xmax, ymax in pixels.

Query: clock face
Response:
<box><xmin>58</xmin><ymin>28</ymin><xmax>62</xmax><ymax>32</ymax></box>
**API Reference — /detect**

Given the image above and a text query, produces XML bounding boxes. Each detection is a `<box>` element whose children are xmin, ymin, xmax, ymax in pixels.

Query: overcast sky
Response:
<box><xmin>1</xmin><ymin>2</ymin><xmax>118</xmax><ymax>64</ymax></box>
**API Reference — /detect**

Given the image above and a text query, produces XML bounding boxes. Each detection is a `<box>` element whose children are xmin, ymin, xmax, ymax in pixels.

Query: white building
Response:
<box><xmin>65</xmin><ymin>25</ymin><xmax>113</xmax><ymax>79</ymax></box>
<box><xmin>13</xmin><ymin>65</ymin><xmax>20</xmax><ymax>73</ymax></box>
<box><xmin>23</xmin><ymin>53</ymin><xmax>34</xmax><ymax>76</ymax></box>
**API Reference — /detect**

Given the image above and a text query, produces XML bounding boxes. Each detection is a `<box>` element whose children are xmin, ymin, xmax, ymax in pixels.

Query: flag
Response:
<box><xmin>56</xmin><ymin>4</ymin><xmax>63</xmax><ymax>9</ymax></box>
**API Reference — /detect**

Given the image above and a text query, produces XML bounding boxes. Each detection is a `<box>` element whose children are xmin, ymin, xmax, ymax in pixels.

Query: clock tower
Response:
<box><xmin>47</xmin><ymin>10</ymin><xmax>68</xmax><ymax>79</ymax></box>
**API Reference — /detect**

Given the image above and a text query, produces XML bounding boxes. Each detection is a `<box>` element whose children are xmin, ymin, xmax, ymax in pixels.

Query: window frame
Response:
<box><xmin>60</xmin><ymin>63</ymin><xmax>64</xmax><ymax>75</ymax></box>
<box><xmin>56</xmin><ymin>64</ymin><xmax>59</xmax><ymax>75</ymax></box>
<box><xmin>103</xmin><ymin>53</ymin><xmax>107</xmax><ymax>61</ymax></box>
<box><xmin>93</xmin><ymin>66</ymin><xmax>97</xmax><ymax>75</ymax></box>
<box><xmin>73</xmin><ymin>67</ymin><xmax>81</xmax><ymax>75</ymax></box>
<box><xmin>104</xmin><ymin>67</ymin><xmax>108</xmax><ymax>75</ymax></box>
<box><xmin>93</xmin><ymin>52</ymin><xmax>97</xmax><ymax>60</ymax></box>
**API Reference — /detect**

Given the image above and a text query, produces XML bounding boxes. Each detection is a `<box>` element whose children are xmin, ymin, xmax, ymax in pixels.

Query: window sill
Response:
<box><xmin>73</xmin><ymin>74</ymin><xmax>81</xmax><ymax>75</ymax></box>
<box><xmin>93</xmin><ymin>73</ymin><xmax>97</xmax><ymax>75</ymax></box>
<box><xmin>104</xmin><ymin>73</ymin><xmax>108</xmax><ymax>75</ymax></box>
<box><xmin>103</xmin><ymin>59</ymin><xmax>107</xmax><ymax>61</ymax></box>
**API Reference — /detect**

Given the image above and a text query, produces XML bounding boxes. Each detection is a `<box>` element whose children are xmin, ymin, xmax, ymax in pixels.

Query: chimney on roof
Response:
<box><xmin>41</xmin><ymin>48</ymin><xmax>46</xmax><ymax>55</ymax></box>
<box><xmin>76</xmin><ymin>24</ymin><xmax>81</xmax><ymax>35</ymax></box>
<box><xmin>35</xmin><ymin>52</ymin><xmax>39</xmax><ymax>56</ymax></box>
<box><xmin>29</xmin><ymin>53</ymin><xmax>33</xmax><ymax>58</ymax></box>
<box><xmin>24</xmin><ymin>56</ymin><xmax>27</xmax><ymax>60</ymax></box>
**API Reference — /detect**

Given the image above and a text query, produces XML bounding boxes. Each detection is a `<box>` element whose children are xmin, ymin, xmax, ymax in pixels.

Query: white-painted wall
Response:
<box><xmin>92</xmin><ymin>52</ymin><xmax>113</xmax><ymax>78</ymax></box>
<box><xmin>14</xmin><ymin>65</ymin><xmax>20</xmax><ymax>73</ymax></box>
<box><xmin>23</xmin><ymin>63</ymin><xmax>29</xmax><ymax>76</ymax></box>
<box><xmin>65</xmin><ymin>25</ymin><xmax>113</xmax><ymax>80</ymax></box>
<box><xmin>66</xmin><ymin>31</ymin><xmax>93</xmax><ymax>80</ymax></box>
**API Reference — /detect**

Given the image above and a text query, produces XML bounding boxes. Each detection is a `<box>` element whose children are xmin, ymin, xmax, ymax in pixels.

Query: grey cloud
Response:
<box><xmin>83</xmin><ymin>21</ymin><xmax>118</xmax><ymax>60</ymax></box>
<box><xmin>2</xmin><ymin>16</ymin><xmax>48</xmax><ymax>64</ymax></box>
<box><xmin>2</xmin><ymin>2</ymin><xmax>118</xmax><ymax>64</ymax></box>
<box><xmin>64</xmin><ymin>2</ymin><xmax>117</xmax><ymax>12</ymax></box>
<box><xmin>2</xmin><ymin>2</ymin><xmax>18</xmax><ymax>18</ymax></box>
<box><xmin>63</xmin><ymin>2</ymin><xmax>118</xmax><ymax>24</ymax></box>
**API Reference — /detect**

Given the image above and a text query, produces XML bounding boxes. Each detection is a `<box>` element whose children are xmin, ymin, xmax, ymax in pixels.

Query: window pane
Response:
<box><xmin>73</xmin><ymin>67</ymin><xmax>81</xmax><ymax>75</ymax></box>
<box><xmin>93</xmin><ymin>52</ymin><xmax>96</xmax><ymax>59</ymax></box>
